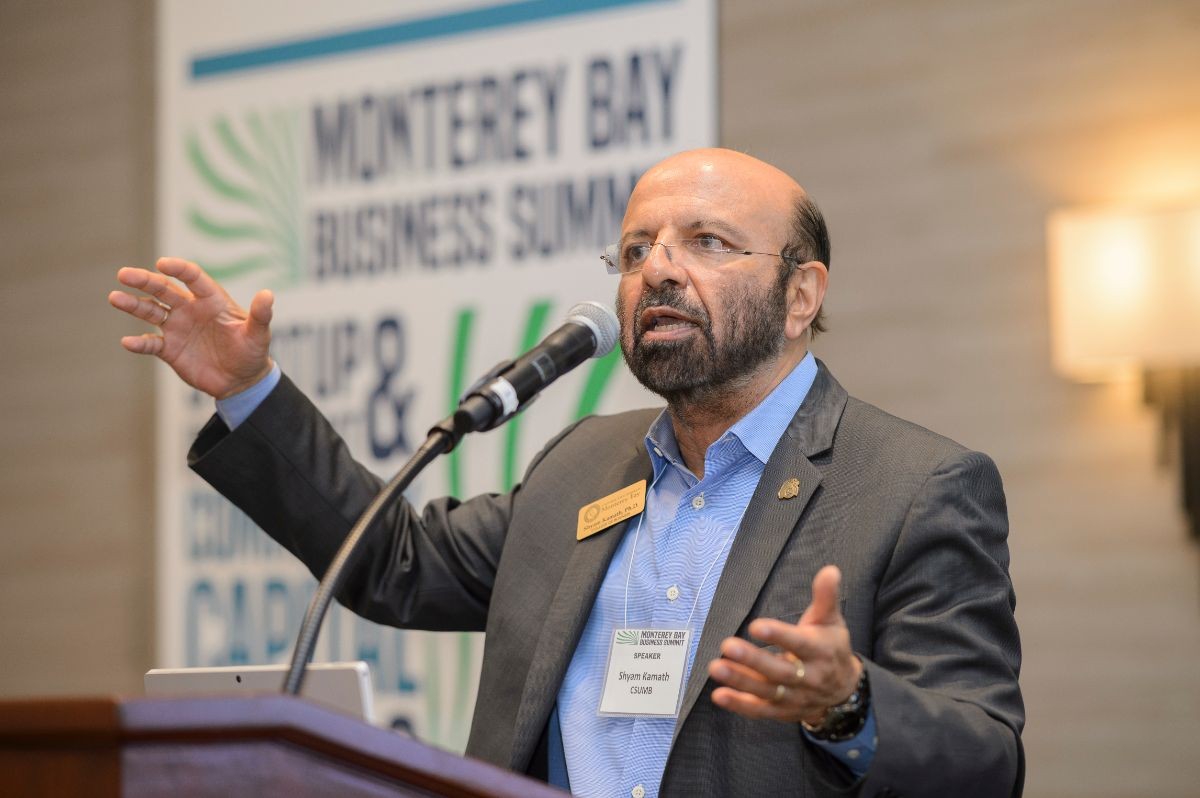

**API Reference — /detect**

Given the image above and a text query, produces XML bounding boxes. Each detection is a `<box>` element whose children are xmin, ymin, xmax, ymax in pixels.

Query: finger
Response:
<box><xmin>120</xmin><ymin>333</ymin><xmax>165</xmax><ymax>356</ymax></box>
<box><xmin>108</xmin><ymin>289</ymin><xmax>141</xmax><ymax>313</ymax></box>
<box><xmin>115</xmin><ymin>267</ymin><xmax>191</xmax><ymax>308</ymax></box>
<box><xmin>709</xmin><ymin>656</ymin><xmax>778</xmax><ymax>702</ymax></box>
<box><xmin>115</xmin><ymin>266</ymin><xmax>154</xmax><ymax>289</ymax></box>
<box><xmin>747</xmin><ymin>618</ymin><xmax>833</xmax><ymax>663</ymax></box>
<box><xmin>109</xmin><ymin>291</ymin><xmax>171</xmax><ymax>326</ymax></box>
<box><xmin>710</xmin><ymin>686</ymin><xmax>794</xmax><ymax>721</ymax></box>
<box><xmin>247</xmin><ymin>289</ymin><xmax>274</xmax><ymax>338</ymax></box>
<box><xmin>718</xmin><ymin>636</ymin><xmax>808</xmax><ymax>687</ymax></box>
<box><xmin>115</xmin><ymin>267</ymin><xmax>160</xmax><ymax>292</ymax></box>
<box><xmin>155</xmin><ymin>257</ymin><xmax>220</xmax><ymax>299</ymax></box>
<box><xmin>801</xmin><ymin>565</ymin><xmax>843</xmax><ymax>626</ymax></box>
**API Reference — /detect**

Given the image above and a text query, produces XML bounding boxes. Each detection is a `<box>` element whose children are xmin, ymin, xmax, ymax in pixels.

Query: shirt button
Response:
<box><xmin>666</xmin><ymin>585</ymin><xmax>680</xmax><ymax>601</ymax></box>
<box><xmin>691</xmin><ymin>494</ymin><xmax>705</xmax><ymax>510</ymax></box>
<box><xmin>632</xmin><ymin>785</ymin><xmax>646</xmax><ymax>798</ymax></box>
<box><xmin>653</xmin><ymin>447</ymin><xmax>662</xmax><ymax>457</ymax></box>
<box><xmin>847</xmin><ymin>748</ymin><xmax>861</xmax><ymax>760</ymax></box>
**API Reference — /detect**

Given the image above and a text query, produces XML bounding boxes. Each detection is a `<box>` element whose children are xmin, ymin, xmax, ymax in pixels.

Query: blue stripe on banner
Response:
<box><xmin>191</xmin><ymin>0</ymin><xmax>673</xmax><ymax>80</ymax></box>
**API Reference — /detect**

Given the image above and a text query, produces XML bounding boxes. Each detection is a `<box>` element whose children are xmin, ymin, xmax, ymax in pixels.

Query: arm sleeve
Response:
<box><xmin>187</xmin><ymin>369</ymin><xmax>590</xmax><ymax>633</ymax></box>
<box><xmin>855</xmin><ymin>450</ymin><xmax>1025</xmax><ymax>798</ymax></box>
<box><xmin>189</xmin><ymin>371</ymin><xmax>577</xmax><ymax>632</ymax></box>
<box><xmin>215</xmin><ymin>362</ymin><xmax>281</xmax><ymax>430</ymax></box>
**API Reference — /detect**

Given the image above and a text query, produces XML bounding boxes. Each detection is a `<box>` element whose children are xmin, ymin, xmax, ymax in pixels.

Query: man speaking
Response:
<box><xmin>110</xmin><ymin>148</ymin><xmax>1023</xmax><ymax>797</ymax></box>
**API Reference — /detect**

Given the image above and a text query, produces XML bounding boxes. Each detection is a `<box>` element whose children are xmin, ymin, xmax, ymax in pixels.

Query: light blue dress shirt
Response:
<box><xmin>215</xmin><ymin>354</ymin><xmax>876</xmax><ymax>792</ymax></box>
<box><xmin>553</xmin><ymin>352</ymin><xmax>874</xmax><ymax>797</ymax></box>
<box><xmin>215</xmin><ymin>361</ymin><xmax>281</xmax><ymax>430</ymax></box>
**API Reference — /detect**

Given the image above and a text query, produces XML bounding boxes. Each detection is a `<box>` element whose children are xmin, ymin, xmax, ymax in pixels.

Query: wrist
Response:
<box><xmin>217</xmin><ymin>359</ymin><xmax>275</xmax><ymax>400</ymax></box>
<box><xmin>802</xmin><ymin>659</ymin><xmax>870</xmax><ymax>742</ymax></box>
<box><xmin>801</xmin><ymin>655</ymin><xmax>862</xmax><ymax>725</ymax></box>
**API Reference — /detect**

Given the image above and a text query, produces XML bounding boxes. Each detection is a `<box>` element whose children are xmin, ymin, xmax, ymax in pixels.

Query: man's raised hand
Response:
<box><xmin>708</xmin><ymin>565</ymin><xmax>862</xmax><ymax>725</ymax></box>
<box><xmin>108</xmin><ymin>257</ymin><xmax>274</xmax><ymax>399</ymax></box>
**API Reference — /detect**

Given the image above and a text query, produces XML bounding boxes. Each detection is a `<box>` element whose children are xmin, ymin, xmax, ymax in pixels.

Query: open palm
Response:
<box><xmin>108</xmin><ymin>257</ymin><xmax>274</xmax><ymax>399</ymax></box>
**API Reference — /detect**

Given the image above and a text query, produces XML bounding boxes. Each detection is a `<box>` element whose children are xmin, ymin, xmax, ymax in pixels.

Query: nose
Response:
<box><xmin>640</xmin><ymin>242</ymin><xmax>688</xmax><ymax>289</ymax></box>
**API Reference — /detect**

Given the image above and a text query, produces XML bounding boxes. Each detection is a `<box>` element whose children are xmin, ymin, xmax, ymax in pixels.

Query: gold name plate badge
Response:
<box><xmin>577</xmin><ymin>480</ymin><xmax>647</xmax><ymax>540</ymax></box>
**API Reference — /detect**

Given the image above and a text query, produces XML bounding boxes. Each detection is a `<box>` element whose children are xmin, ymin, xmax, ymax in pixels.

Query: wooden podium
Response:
<box><xmin>0</xmin><ymin>694</ymin><xmax>566</xmax><ymax>797</ymax></box>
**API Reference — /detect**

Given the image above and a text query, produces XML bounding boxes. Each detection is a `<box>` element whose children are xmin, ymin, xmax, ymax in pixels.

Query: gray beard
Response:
<box><xmin>618</xmin><ymin>269</ymin><xmax>790</xmax><ymax>409</ymax></box>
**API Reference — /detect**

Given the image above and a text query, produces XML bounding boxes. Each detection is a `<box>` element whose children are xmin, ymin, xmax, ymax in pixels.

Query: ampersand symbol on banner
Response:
<box><xmin>368</xmin><ymin>315</ymin><xmax>414</xmax><ymax>459</ymax></box>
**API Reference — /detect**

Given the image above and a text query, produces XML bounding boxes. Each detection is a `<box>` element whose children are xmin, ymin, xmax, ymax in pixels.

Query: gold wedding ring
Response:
<box><xmin>158</xmin><ymin>305</ymin><xmax>170</xmax><ymax>326</ymax></box>
<box><xmin>785</xmin><ymin>652</ymin><xmax>806</xmax><ymax>682</ymax></box>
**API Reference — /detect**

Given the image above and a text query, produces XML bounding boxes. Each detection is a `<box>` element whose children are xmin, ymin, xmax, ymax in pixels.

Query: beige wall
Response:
<box><xmin>721</xmin><ymin>2</ymin><xmax>1200</xmax><ymax>795</ymax></box>
<box><xmin>0</xmin><ymin>0</ymin><xmax>156</xmax><ymax>694</ymax></box>
<box><xmin>1</xmin><ymin>1</ymin><xmax>1198</xmax><ymax>795</ymax></box>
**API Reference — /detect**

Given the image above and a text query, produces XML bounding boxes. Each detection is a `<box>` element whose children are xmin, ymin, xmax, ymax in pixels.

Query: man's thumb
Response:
<box><xmin>801</xmin><ymin>565</ymin><xmax>843</xmax><ymax>626</ymax></box>
<box><xmin>248</xmin><ymin>289</ymin><xmax>274</xmax><ymax>340</ymax></box>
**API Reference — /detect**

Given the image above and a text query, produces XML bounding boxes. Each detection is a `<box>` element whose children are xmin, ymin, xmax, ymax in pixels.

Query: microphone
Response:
<box><xmin>452</xmin><ymin>301</ymin><xmax>620</xmax><ymax>435</ymax></box>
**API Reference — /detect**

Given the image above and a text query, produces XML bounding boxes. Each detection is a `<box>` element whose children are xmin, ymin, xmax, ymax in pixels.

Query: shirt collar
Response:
<box><xmin>643</xmin><ymin>351</ymin><xmax>819</xmax><ymax>475</ymax></box>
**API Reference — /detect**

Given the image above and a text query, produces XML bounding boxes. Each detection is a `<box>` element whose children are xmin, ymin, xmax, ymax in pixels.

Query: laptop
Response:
<box><xmin>144</xmin><ymin>661</ymin><xmax>375</xmax><ymax>723</ymax></box>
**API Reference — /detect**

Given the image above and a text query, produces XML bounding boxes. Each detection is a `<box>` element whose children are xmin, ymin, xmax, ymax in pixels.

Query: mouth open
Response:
<box><xmin>640</xmin><ymin>306</ymin><xmax>701</xmax><ymax>339</ymax></box>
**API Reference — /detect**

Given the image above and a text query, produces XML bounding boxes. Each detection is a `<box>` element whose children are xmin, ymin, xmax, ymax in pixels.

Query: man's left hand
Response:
<box><xmin>708</xmin><ymin>564</ymin><xmax>862</xmax><ymax>725</ymax></box>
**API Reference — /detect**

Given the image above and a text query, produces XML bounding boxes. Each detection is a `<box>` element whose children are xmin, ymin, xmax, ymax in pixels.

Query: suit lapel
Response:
<box><xmin>671</xmin><ymin>363</ymin><xmax>848</xmax><ymax>744</ymax></box>
<box><xmin>510</xmin><ymin>444</ymin><xmax>653</xmax><ymax>768</ymax></box>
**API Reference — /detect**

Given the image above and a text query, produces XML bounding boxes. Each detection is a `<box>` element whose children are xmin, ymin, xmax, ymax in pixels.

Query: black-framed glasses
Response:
<box><xmin>601</xmin><ymin>238</ymin><xmax>799</xmax><ymax>275</ymax></box>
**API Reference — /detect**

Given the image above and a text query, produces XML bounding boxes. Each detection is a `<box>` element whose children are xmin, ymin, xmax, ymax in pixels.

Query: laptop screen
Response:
<box><xmin>144</xmin><ymin>661</ymin><xmax>375</xmax><ymax>723</ymax></box>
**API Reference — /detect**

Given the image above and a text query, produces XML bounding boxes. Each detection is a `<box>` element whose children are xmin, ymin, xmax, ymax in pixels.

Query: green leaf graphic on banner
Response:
<box><xmin>184</xmin><ymin>109</ymin><xmax>303</xmax><ymax>286</ymax></box>
<box><xmin>502</xmin><ymin>300</ymin><xmax>553</xmax><ymax>491</ymax></box>
<box><xmin>616</xmin><ymin>630</ymin><xmax>639</xmax><ymax>645</ymax></box>
<box><xmin>574</xmin><ymin>347</ymin><xmax>622</xmax><ymax>419</ymax></box>
<box><xmin>446</xmin><ymin>308</ymin><xmax>477</xmax><ymax>500</ymax></box>
<box><xmin>424</xmin><ymin>639</ymin><xmax>442</xmax><ymax>743</ymax></box>
<box><xmin>423</xmin><ymin>631</ymin><xmax>476</xmax><ymax>751</ymax></box>
<box><xmin>449</xmin><ymin>631</ymin><xmax>474</xmax><ymax>750</ymax></box>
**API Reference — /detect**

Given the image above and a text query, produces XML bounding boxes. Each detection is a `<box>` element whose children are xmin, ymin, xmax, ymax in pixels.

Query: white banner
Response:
<box><xmin>156</xmin><ymin>0</ymin><xmax>716</xmax><ymax>748</ymax></box>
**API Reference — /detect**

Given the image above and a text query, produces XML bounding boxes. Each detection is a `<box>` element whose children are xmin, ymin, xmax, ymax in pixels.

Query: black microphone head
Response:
<box><xmin>566</xmin><ymin>301</ymin><xmax>620</xmax><ymax>358</ymax></box>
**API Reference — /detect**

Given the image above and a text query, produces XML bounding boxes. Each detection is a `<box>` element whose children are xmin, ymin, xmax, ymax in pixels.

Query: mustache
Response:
<box><xmin>631</xmin><ymin>286</ymin><xmax>709</xmax><ymax>336</ymax></box>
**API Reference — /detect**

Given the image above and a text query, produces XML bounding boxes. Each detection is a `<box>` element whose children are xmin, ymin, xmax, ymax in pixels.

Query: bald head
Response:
<box><xmin>627</xmin><ymin>149</ymin><xmax>805</xmax><ymax>251</ymax></box>
<box><xmin>637</xmin><ymin>148</ymin><xmax>806</xmax><ymax>204</ymax></box>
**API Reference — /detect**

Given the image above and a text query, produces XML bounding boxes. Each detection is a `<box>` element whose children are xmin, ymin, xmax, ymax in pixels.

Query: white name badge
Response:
<box><xmin>598</xmin><ymin>628</ymin><xmax>692</xmax><ymax>717</ymax></box>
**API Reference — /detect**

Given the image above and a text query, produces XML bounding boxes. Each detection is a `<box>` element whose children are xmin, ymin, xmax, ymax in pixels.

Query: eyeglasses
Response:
<box><xmin>601</xmin><ymin>237</ymin><xmax>798</xmax><ymax>275</ymax></box>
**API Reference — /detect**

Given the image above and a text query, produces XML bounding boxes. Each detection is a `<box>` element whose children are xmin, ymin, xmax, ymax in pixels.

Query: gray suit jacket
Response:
<box><xmin>190</xmin><ymin>362</ymin><xmax>1024</xmax><ymax>797</ymax></box>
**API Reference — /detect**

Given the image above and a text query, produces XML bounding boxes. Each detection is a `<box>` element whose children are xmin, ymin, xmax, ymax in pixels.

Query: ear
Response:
<box><xmin>784</xmin><ymin>261</ymin><xmax>828</xmax><ymax>341</ymax></box>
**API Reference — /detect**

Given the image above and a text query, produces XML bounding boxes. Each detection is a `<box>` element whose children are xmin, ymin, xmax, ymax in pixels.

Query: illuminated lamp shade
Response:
<box><xmin>1048</xmin><ymin>202</ymin><xmax>1200</xmax><ymax>542</ymax></box>
<box><xmin>1048</xmin><ymin>204</ymin><xmax>1200</xmax><ymax>382</ymax></box>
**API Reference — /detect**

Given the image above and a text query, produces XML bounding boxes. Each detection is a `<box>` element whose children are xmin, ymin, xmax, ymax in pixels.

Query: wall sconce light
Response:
<box><xmin>1048</xmin><ymin>203</ymin><xmax>1200</xmax><ymax>541</ymax></box>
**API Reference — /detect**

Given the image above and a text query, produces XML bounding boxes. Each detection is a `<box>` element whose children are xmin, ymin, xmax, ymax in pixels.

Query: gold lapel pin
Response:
<box><xmin>777</xmin><ymin>478</ymin><xmax>800</xmax><ymax>500</ymax></box>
